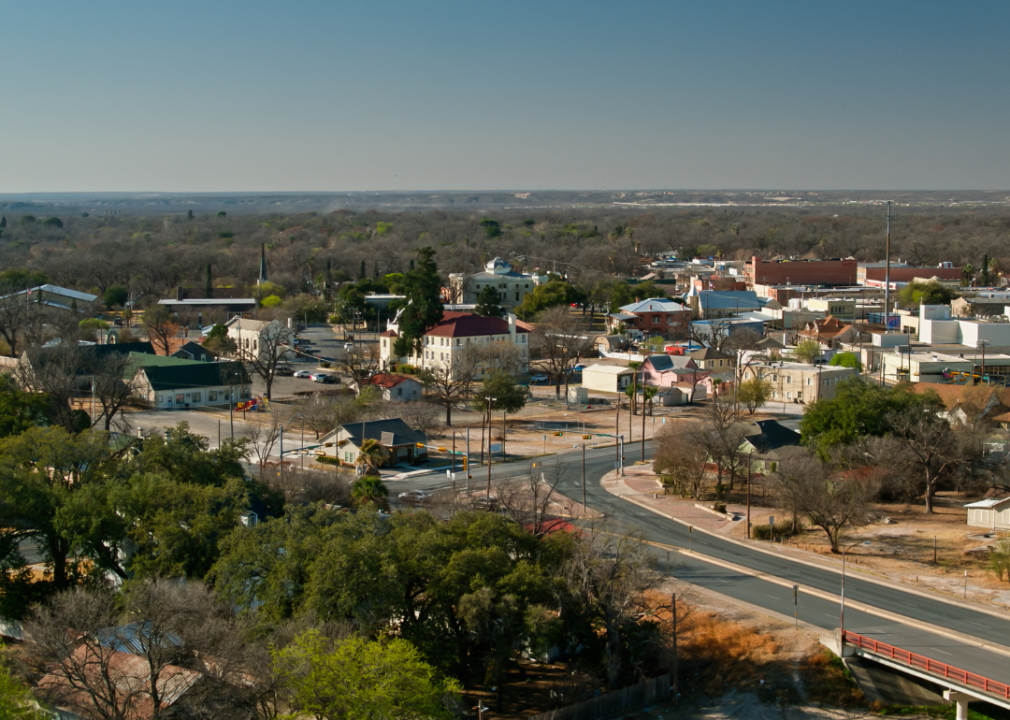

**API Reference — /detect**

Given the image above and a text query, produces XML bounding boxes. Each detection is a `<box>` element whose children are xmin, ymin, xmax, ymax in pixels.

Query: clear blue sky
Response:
<box><xmin>3</xmin><ymin>1</ymin><xmax>1008</xmax><ymax>192</ymax></box>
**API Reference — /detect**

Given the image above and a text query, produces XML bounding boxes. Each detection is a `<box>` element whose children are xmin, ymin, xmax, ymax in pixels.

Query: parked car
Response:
<box><xmin>293</xmin><ymin>370</ymin><xmax>314</xmax><ymax>378</ymax></box>
<box><xmin>529</xmin><ymin>374</ymin><xmax>549</xmax><ymax>383</ymax></box>
<box><xmin>311</xmin><ymin>373</ymin><xmax>337</xmax><ymax>384</ymax></box>
<box><xmin>572</xmin><ymin>364</ymin><xmax>586</xmax><ymax>372</ymax></box>
<box><xmin>275</xmin><ymin>366</ymin><xmax>295</xmax><ymax>376</ymax></box>
<box><xmin>397</xmin><ymin>490</ymin><xmax>431</xmax><ymax>504</ymax></box>
<box><xmin>343</xmin><ymin>342</ymin><xmax>355</xmax><ymax>352</ymax></box>
<box><xmin>473</xmin><ymin>495</ymin><xmax>498</xmax><ymax>511</ymax></box>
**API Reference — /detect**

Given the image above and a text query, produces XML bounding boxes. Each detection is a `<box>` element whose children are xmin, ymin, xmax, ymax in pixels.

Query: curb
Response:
<box><xmin>602</xmin><ymin>470</ymin><xmax>1010</xmax><ymax>624</ymax></box>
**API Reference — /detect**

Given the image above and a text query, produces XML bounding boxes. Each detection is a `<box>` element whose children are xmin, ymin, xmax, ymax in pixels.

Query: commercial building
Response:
<box><xmin>746</xmin><ymin>256</ymin><xmax>858</xmax><ymax>289</ymax></box>
<box><xmin>446</xmin><ymin>258</ymin><xmax>548</xmax><ymax>309</ymax></box>
<box><xmin>742</xmin><ymin>361</ymin><xmax>858</xmax><ymax>403</ymax></box>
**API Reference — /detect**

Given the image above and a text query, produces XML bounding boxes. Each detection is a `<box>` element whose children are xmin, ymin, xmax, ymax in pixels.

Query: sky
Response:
<box><xmin>2</xmin><ymin>1</ymin><xmax>1008</xmax><ymax>192</ymax></box>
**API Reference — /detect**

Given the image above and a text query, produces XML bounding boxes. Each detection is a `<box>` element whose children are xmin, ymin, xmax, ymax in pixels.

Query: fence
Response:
<box><xmin>843</xmin><ymin>631</ymin><xmax>1010</xmax><ymax>701</ymax></box>
<box><xmin>526</xmin><ymin>674</ymin><xmax>671</xmax><ymax>720</ymax></box>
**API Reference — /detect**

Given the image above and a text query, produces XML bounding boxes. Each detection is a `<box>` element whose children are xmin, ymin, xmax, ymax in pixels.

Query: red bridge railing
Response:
<box><xmin>843</xmin><ymin>631</ymin><xmax>1010</xmax><ymax>701</ymax></box>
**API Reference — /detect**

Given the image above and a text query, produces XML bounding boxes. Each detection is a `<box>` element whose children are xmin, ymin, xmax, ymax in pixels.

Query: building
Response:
<box><xmin>746</xmin><ymin>256</ymin><xmax>858</xmax><ymax>288</ymax></box>
<box><xmin>805</xmin><ymin>298</ymin><xmax>856</xmax><ymax>321</ymax></box>
<box><xmin>225</xmin><ymin>317</ymin><xmax>296</xmax><ymax>362</ymax></box>
<box><xmin>0</xmin><ymin>284</ymin><xmax>98</xmax><ymax>312</ymax></box>
<box><xmin>156</xmin><ymin>287</ymin><xmax>258</xmax><ymax>320</ymax></box>
<box><xmin>171</xmin><ymin>341</ymin><xmax>215</xmax><ymax>362</ymax></box>
<box><xmin>688</xmin><ymin>347</ymin><xmax>731</xmax><ymax>371</ymax></box>
<box><xmin>798</xmin><ymin>315</ymin><xmax>856</xmax><ymax>350</ymax></box>
<box><xmin>130</xmin><ymin>355</ymin><xmax>251</xmax><ymax>409</ymax></box>
<box><xmin>380</xmin><ymin>312</ymin><xmax>529</xmax><ymax>379</ymax></box>
<box><xmin>605</xmin><ymin>298</ymin><xmax>690</xmax><ymax>337</ymax></box>
<box><xmin>580</xmin><ymin>364</ymin><xmax>637</xmax><ymax>393</ymax></box>
<box><xmin>918</xmin><ymin>316</ymin><xmax>1010</xmax><ymax>347</ymax></box>
<box><xmin>859</xmin><ymin>263</ymin><xmax>962</xmax><ymax>288</ymax></box>
<box><xmin>315</xmin><ymin>418</ymin><xmax>428</xmax><ymax>468</ymax></box>
<box><xmin>880</xmin><ymin>349</ymin><xmax>1010</xmax><ymax>385</ymax></box>
<box><xmin>742</xmin><ymin>361</ymin><xmax>858</xmax><ymax>403</ymax></box>
<box><xmin>687</xmin><ymin>290</ymin><xmax>762</xmax><ymax>319</ymax></box>
<box><xmin>965</xmin><ymin>497</ymin><xmax>1010</xmax><ymax>531</ymax></box>
<box><xmin>352</xmin><ymin>373</ymin><xmax>423</xmax><ymax>402</ymax></box>
<box><xmin>446</xmin><ymin>257</ymin><xmax>547</xmax><ymax>309</ymax></box>
<box><xmin>641</xmin><ymin>354</ymin><xmax>703</xmax><ymax>387</ymax></box>
<box><xmin>689</xmin><ymin>317</ymin><xmax>766</xmax><ymax>345</ymax></box>
<box><xmin>738</xmin><ymin>419</ymin><xmax>803</xmax><ymax>474</ymax></box>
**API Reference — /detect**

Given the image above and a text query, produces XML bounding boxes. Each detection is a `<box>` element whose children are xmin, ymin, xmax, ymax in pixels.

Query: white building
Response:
<box><xmin>580</xmin><ymin>364</ymin><xmax>637</xmax><ymax>394</ymax></box>
<box><xmin>225</xmin><ymin>317</ymin><xmax>296</xmax><ymax>362</ymax></box>
<box><xmin>380</xmin><ymin>312</ymin><xmax>529</xmax><ymax>379</ymax></box>
<box><xmin>447</xmin><ymin>258</ymin><xmax>548</xmax><ymax>309</ymax></box>
<box><xmin>742</xmin><ymin>361</ymin><xmax>858</xmax><ymax>403</ymax></box>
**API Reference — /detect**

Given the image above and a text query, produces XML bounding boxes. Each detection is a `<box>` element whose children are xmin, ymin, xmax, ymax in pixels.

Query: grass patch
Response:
<box><xmin>802</xmin><ymin>649</ymin><xmax>864</xmax><ymax>707</ymax></box>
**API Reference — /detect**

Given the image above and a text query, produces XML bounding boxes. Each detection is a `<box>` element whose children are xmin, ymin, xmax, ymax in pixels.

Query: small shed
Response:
<box><xmin>965</xmin><ymin>497</ymin><xmax>1010</xmax><ymax>531</ymax></box>
<box><xmin>580</xmin><ymin>364</ymin><xmax>636</xmax><ymax>394</ymax></box>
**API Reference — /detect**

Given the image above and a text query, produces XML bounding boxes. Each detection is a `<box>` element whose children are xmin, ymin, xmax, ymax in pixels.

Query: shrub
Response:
<box><xmin>752</xmin><ymin>520</ymin><xmax>801</xmax><ymax>540</ymax></box>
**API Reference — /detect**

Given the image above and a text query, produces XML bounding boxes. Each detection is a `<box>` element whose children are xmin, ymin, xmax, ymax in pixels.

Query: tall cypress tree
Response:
<box><xmin>359</xmin><ymin>260</ymin><xmax>366</xmax><ymax>280</ymax></box>
<box><xmin>393</xmin><ymin>247</ymin><xmax>444</xmax><ymax>358</ymax></box>
<box><xmin>205</xmin><ymin>263</ymin><xmax>213</xmax><ymax>297</ymax></box>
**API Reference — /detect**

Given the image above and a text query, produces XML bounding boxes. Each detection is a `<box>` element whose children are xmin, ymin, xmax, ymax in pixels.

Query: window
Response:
<box><xmin>344</xmin><ymin>451</ymin><xmax>354</xmax><ymax>463</ymax></box>
<box><xmin>156</xmin><ymin>394</ymin><xmax>163</xmax><ymax>403</ymax></box>
<box><xmin>652</xmin><ymin>315</ymin><xmax>661</xmax><ymax>323</ymax></box>
<box><xmin>209</xmin><ymin>390</ymin><xmax>218</xmax><ymax>401</ymax></box>
<box><xmin>175</xmin><ymin>394</ymin><xmax>185</xmax><ymax>404</ymax></box>
<box><xmin>192</xmin><ymin>392</ymin><xmax>201</xmax><ymax>402</ymax></box>
<box><xmin>397</xmin><ymin>387</ymin><xmax>402</xmax><ymax>396</ymax></box>
<box><xmin>787</xmin><ymin>392</ymin><xmax>792</xmax><ymax>399</ymax></box>
<box><xmin>807</xmin><ymin>378</ymin><xmax>812</xmax><ymax>386</ymax></box>
<box><xmin>772</xmin><ymin>374</ymin><xmax>778</xmax><ymax>381</ymax></box>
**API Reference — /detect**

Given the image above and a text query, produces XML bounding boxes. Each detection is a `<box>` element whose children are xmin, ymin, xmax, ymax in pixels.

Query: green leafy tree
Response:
<box><xmin>102</xmin><ymin>284</ymin><xmax>129</xmax><ymax>309</ymax></box>
<box><xmin>0</xmin><ymin>374</ymin><xmax>50</xmax><ymax>438</ymax></box>
<box><xmin>356</xmin><ymin>438</ymin><xmax>385</xmax><ymax>476</ymax></box>
<box><xmin>480</xmin><ymin>218</ymin><xmax>501</xmax><ymax>238</ymax></box>
<box><xmin>896</xmin><ymin>279</ymin><xmax>958</xmax><ymax>307</ymax></box>
<box><xmin>0</xmin><ymin>664</ymin><xmax>47</xmax><ymax>719</ymax></box>
<box><xmin>274</xmin><ymin>630</ymin><xmax>461</xmax><ymax>720</ymax></box>
<box><xmin>791</xmin><ymin>339</ymin><xmax>822</xmax><ymax>364</ymax></box>
<box><xmin>799</xmin><ymin>380</ymin><xmax>943</xmax><ymax>459</ymax></box>
<box><xmin>608</xmin><ymin>281</ymin><xmax>673</xmax><ymax>311</ymax></box>
<box><xmin>516</xmin><ymin>280</ymin><xmax>580</xmax><ymax>318</ymax></box>
<box><xmin>392</xmin><ymin>247</ymin><xmax>444</xmax><ymax>359</ymax></box>
<box><xmin>203</xmin><ymin>323</ymin><xmax>237</xmax><ymax>356</ymax></box>
<box><xmin>474</xmin><ymin>285</ymin><xmax>505</xmax><ymax>318</ymax></box>
<box><xmin>829</xmin><ymin>352</ymin><xmax>862</xmax><ymax>370</ymax></box>
<box><xmin>737</xmin><ymin>377</ymin><xmax>772</xmax><ymax>415</ymax></box>
<box><xmin>351</xmin><ymin>475</ymin><xmax>389</xmax><ymax>510</ymax></box>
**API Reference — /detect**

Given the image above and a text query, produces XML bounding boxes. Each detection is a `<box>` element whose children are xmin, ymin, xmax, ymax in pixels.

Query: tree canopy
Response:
<box><xmin>392</xmin><ymin>247</ymin><xmax>443</xmax><ymax>358</ymax></box>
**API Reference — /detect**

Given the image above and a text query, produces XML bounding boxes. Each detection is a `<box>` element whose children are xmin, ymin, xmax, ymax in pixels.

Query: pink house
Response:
<box><xmin>640</xmin><ymin>354</ymin><xmax>712</xmax><ymax>395</ymax></box>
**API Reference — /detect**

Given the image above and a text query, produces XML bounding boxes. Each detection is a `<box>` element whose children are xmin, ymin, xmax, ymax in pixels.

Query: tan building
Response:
<box><xmin>742</xmin><ymin>361</ymin><xmax>858</xmax><ymax>404</ymax></box>
<box><xmin>446</xmin><ymin>258</ymin><xmax>547</xmax><ymax>309</ymax></box>
<box><xmin>688</xmin><ymin>347</ymin><xmax>731</xmax><ymax>371</ymax></box>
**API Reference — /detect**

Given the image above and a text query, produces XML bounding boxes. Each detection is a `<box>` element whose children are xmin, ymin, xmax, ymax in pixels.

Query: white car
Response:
<box><xmin>529</xmin><ymin>374</ymin><xmax>549</xmax><ymax>383</ymax></box>
<box><xmin>397</xmin><ymin>490</ymin><xmax>431</xmax><ymax>504</ymax></box>
<box><xmin>293</xmin><ymin>370</ymin><xmax>314</xmax><ymax>378</ymax></box>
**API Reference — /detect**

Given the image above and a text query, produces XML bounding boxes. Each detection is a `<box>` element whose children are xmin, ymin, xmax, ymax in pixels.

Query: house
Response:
<box><xmin>640</xmin><ymin>354</ymin><xmax>712</xmax><ymax>400</ymax></box>
<box><xmin>380</xmin><ymin>312</ymin><xmax>529</xmax><ymax>379</ymax></box>
<box><xmin>909</xmin><ymin>383</ymin><xmax>1010</xmax><ymax>425</ymax></box>
<box><xmin>798</xmin><ymin>315</ymin><xmax>855</xmax><ymax>350</ymax></box>
<box><xmin>446</xmin><ymin>257</ymin><xmax>548</xmax><ymax>308</ymax></box>
<box><xmin>580</xmin><ymin>364</ymin><xmax>637</xmax><ymax>393</ymax></box>
<box><xmin>742</xmin><ymin>361</ymin><xmax>858</xmax><ymax>403</ymax></box>
<box><xmin>157</xmin><ymin>286</ymin><xmax>258</xmax><ymax>321</ymax></box>
<box><xmin>687</xmin><ymin>290</ymin><xmax>762</xmax><ymax>319</ymax></box>
<box><xmin>130</xmin><ymin>356</ymin><xmax>251</xmax><ymax>409</ymax></box>
<box><xmin>737</xmin><ymin>419</ymin><xmax>802</xmax><ymax>474</ymax></box>
<box><xmin>688</xmin><ymin>347</ymin><xmax>732</xmax><ymax>371</ymax></box>
<box><xmin>0</xmin><ymin>284</ymin><xmax>98</xmax><ymax>312</ymax></box>
<box><xmin>605</xmin><ymin>298</ymin><xmax>690</xmax><ymax>338</ymax></box>
<box><xmin>315</xmin><ymin>418</ymin><xmax>428</xmax><ymax>468</ymax></box>
<box><xmin>17</xmin><ymin>342</ymin><xmax>158</xmax><ymax>392</ymax></box>
<box><xmin>171</xmin><ymin>341</ymin><xmax>215</xmax><ymax>362</ymax></box>
<box><xmin>594</xmin><ymin>334</ymin><xmax>627</xmax><ymax>355</ymax></box>
<box><xmin>225</xmin><ymin>317</ymin><xmax>296</xmax><ymax>363</ymax></box>
<box><xmin>37</xmin><ymin>645</ymin><xmax>201</xmax><ymax>720</ymax></box>
<box><xmin>965</xmin><ymin>497</ymin><xmax>1010</xmax><ymax>531</ymax></box>
<box><xmin>352</xmin><ymin>373</ymin><xmax>423</xmax><ymax>402</ymax></box>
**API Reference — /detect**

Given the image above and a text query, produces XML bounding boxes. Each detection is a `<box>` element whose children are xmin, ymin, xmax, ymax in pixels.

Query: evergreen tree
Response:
<box><xmin>392</xmin><ymin>247</ymin><xmax>443</xmax><ymax>358</ymax></box>
<box><xmin>187</xmin><ymin>209</ymin><xmax>193</xmax><ymax>220</ymax></box>
<box><xmin>0</xmin><ymin>216</ymin><xmax>6</xmax><ymax>228</ymax></box>
<box><xmin>474</xmin><ymin>285</ymin><xmax>505</xmax><ymax>318</ymax></box>
<box><xmin>373</xmin><ymin>261</ymin><xmax>379</xmax><ymax>280</ymax></box>
<box><xmin>359</xmin><ymin>260</ymin><xmax>366</xmax><ymax>280</ymax></box>
<box><xmin>205</xmin><ymin>263</ymin><xmax>213</xmax><ymax>297</ymax></box>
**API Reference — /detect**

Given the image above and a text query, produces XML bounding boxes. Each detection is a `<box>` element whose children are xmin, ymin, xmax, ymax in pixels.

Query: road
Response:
<box><xmin>392</xmin><ymin>439</ymin><xmax>1010</xmax><ymax>678</ymax></box>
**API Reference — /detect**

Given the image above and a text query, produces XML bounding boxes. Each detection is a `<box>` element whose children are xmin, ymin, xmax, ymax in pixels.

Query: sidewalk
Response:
<box><xmin>600</xmin><ymin>462</ymin><xmax>1010</xmax><ymax>613</ymax></box>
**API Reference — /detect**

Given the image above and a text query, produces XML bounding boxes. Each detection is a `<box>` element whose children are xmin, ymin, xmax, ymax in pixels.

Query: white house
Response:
<box><xmin>580</xmin><ymin>364</ymin><xmax>637</xmax><ymax>394</ymax></box>
<box><xmin>130</xmin><ymin>358</ymin><xmax>252</xmax><ymax>409</ymax></box>
<box><xmin>315</xmin><ymin>418</ymin><xmax>428</xmax><ymax>469</ymax></box>
<box><xmin>352</xmin><ymin>373</ymin><xmax>423</xmax><ymax>402</ymax></box>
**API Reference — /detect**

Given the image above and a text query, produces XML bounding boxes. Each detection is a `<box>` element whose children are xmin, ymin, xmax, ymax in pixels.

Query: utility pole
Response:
<box><xmin>883</xmin><ymin>201</ymin><xmax>892</xmax><ymax>332</ymax></box>
<box><xmin>582</xmin><ymin>442</ymin><xmax>586</xmax><ymax>513</ymax></box>
<box><xmin>466</xmin><ymin>426</ymin><xmax>470</xmax><ymax>494</ymax></box>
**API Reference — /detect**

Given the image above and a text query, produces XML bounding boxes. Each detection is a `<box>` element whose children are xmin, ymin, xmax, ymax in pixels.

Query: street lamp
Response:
<box><xmin>839</xmin><ymin>540</ymin><xmax>863</xmax><ymax>650</ymax></box>
<box><xmin>485</xmin><ymin>396</ymin><xmax>497</xmax><ymax>497</ymax></box>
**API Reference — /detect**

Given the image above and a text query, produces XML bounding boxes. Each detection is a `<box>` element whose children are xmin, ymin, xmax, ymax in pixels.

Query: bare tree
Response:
<box><xmin>653</xmin><ymin>423</ymin><xmax>709</xmax><ymax>499</ymax></box>
<box><xmin>299</xmin><ymin>393</ymin><xmax>363</xmax><ymax>439</ymax></box>
<box><xmin>417</xmin><ymin>353</ymin><xmax>476</xmax><ymax>427</ymax></box>
<box><xmin>142</xmin><ymin>304</ymin><xmax>179</xmax><ymax>356</ymax></box>
<box><xmin>495</xmin><ymin>460</ymin><xmax>563</xmax><ymax>536</ymax></box>
<box><xmin>337</xmin><ymin>343</ymin><xmax>382</xmax><ymax>387</ymax></box>
<box><xmin>697</xmin><ymin>394</ymin><xmax>745</xmax><ymax>492</ymax></box>
<box><xmin>244</xmin><ymin>415</ymin><xmax>284</xmax><ymax>477</ymax></box>
<box><xmin>91</xmin><ymin>352</ymin><xmax>137</xmax><ymax>431</ymax></box>
<box><xmin>530</xmin><ymin>306</ymin><xmax>592</xmax><ymax>400</ymax></box>
<box><xmin>886</xmin><ymin>406</ymin><xmax>986</xmax><ymax>514</ymax></box>
<box><xmin>239</xmin><ymin>320</ymin><xmax>295</xmax><ymax>401</ymax></box>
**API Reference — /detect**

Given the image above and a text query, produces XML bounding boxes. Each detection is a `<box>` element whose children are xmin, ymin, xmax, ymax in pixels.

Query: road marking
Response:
<box><xmin>902</xmin><ymin>602</ymin><xmax>919</xmax><ymax>608</ymax></box>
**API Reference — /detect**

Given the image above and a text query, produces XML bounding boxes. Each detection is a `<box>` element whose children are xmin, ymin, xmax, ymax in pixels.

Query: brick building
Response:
<box><xmin>606</xmin><ymin>298</ymin><xmax>689</xmax><ymax>337</ymax></box>
<box><xmin>746</xmin><ymin>256</ymin><xmax>858</xmax><ymax>288</ymax></box>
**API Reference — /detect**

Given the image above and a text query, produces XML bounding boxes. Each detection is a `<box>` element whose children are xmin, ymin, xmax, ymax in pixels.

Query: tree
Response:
<box><xmin>829</xmin><ymin>352</ymin><xmax>862</xmax><ymax>370</ymax></box>
<box><xmin>203</xmin><ymin>323</ymin><xmax>237</xmax><ymax>357</ymax></box>
<box><xmin>273</xmin><ymin>631</ymin><xmax>461</xmax><ymax>720</ymax></box>
<box><xmin>530</xmin><ymin>306</ymin><xmax>592</xmax><ymax>400</ymax></box>
<box><xmin>654</xmin><ymin>423</ymin><xmax>709</xmax><ymax>499</ymax></box>
<box><xmin>886</xmin><ymin>405</ymin><xmax>985</xmax><ymax>514</ymax></box>
<box><xmin>737</xmin><ymin>377</ymin><xmax>772</xmax><ymax>415</ymax></box>
<box><xmin>205</xmin><ymin>262</ymin><xmax>213</xmax><ymax>297</ymax></box>
<box><xmin>351</xmin><ymin>475</ymin><xmax>389</xmax><ymax>510</ymax></box>
<box><xmin>800</xmin><ymin>379</ymin><xmax>943</xmax><ymax>459</ymax></box>
<box><xmin>897</xmin><ymin>279</ymin><xmax>957</xmax><ymax>307</ymax></box>
<box><xmin>697</xmin><ymin>394</ymin><xmax>745</xmax><ymax>491</ymax></box>
<box><xmin>417</xmin><ymin>353</ymin><xmax>476</xmax><ymax>427</ymax></box>
<box><xmin>392</xmin><ymin>247</ymin><xmax>443</xmax><ymax>359</ymax></box>
<box><xmin>641</xmin><ymin>385</ymin><xmax>658</xmax><ymax>461</ymax></box>
<box><xmin>238</xmin><ymin>320</ymin><xmax>294</xmax><ymax>401</ymax></box>
<box><xmin>474</xmin><ymin>371</ymin><xmax>528</xmax><ymax>470</ymax></box>
<box><xmin>791</xmin><ymin>339</ymin><xmax>822</xmax><ymax>364</ymax></box>
<box><xmin>0</xmin><ymin>665</ymin><xmax>46</xmax><ymax>719</ymax></box>
<box><xmin>516</xmin><ymin>280</ymin><xmax>580</xmax><ymax>318</ymax></box>
<box><xmin>0</xmin><ymin>374</ymin><xmax>50</xmax><ymax>438</ymax></box>
<box><xmin>356</xmin><ymin>439</ymin><xmax>385</xmax><ymax>476</ymax></box>
<box><xmin>783</xmin><ymin>456</ymin><xmax>874</xmax><ymax>552</ymax></box>
<box><xmin>102</xmin><ymin>284</ymin><xmax>129</xmax><ymax>309</ymax></box>
<box><xmin>142</xmin><ymin>304</ymin><xmax>178</xmax><ymax>356</ymax></box>
<box><xmin>244</xmin><ymin>415</ymin><xmax>283</xmax><ymax>477</ymax></box>
<box><xmin>474</xmin><ymin>284</ymin><xmax>505</xmax><ymax>318</ymax></box>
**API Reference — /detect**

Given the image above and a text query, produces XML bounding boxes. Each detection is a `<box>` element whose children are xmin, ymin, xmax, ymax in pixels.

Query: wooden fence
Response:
<box><xmin>526</xmin><ymin>674</ymin><xmax>671</xmax><ymax>720</ymax></box>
